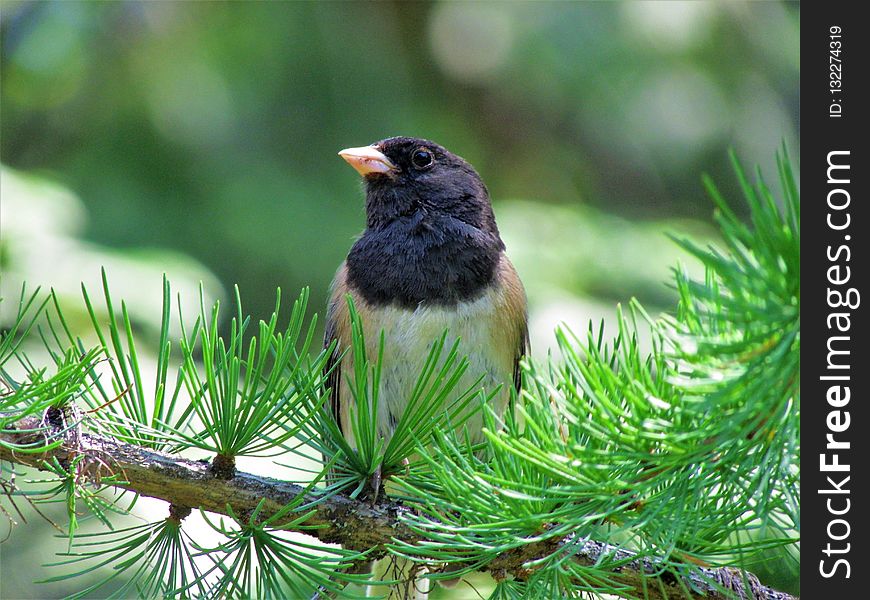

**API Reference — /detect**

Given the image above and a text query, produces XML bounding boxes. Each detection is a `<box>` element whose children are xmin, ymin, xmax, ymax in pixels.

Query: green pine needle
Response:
<box><xmin>1</xmin><ymin>148</ymin><xmax>800</xmax><ymax>599</ymax></box>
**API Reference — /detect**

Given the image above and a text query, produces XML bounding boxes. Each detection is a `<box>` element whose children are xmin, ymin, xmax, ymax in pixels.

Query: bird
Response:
<box><xmin>324</xmin><ymin>136</ymin><xmax>528</xmax><ymax>598</ymax></box>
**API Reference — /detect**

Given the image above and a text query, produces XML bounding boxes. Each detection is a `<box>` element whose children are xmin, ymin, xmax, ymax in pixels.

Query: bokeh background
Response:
<box><xmin>1</xmin><ymin>1</ymin><xmax>799</xmax><ymax>598</ymax></box>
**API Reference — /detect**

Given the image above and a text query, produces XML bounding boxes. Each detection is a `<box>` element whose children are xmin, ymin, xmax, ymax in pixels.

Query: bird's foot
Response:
<box><xmin>368</xmin><ymin>463</ymin><xmax>382</xmax><ymax>505</ymax></box>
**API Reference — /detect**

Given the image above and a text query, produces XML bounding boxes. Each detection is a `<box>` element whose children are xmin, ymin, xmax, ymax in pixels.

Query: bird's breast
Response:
<box><xmin>341</xmin><ymin>284</ymin><xmax>516</xmax><ymax>442</ymax></box>
<box><xmin>345</xmin><ymin>219</ymin><xmax>503</xmax><ymax>308</ymax></box>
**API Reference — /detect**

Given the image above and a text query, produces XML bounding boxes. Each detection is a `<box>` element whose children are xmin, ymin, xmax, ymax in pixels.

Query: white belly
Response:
<box><xmin>340</xmin><ymin>287</ymin><xmax>514</xmax><ymax>444</ymax></box>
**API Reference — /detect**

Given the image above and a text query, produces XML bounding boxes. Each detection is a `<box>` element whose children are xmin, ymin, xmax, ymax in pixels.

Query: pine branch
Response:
<box><xmin>1</xmin><ymin>414</ymin><xmax>797</xmax><ymax>600</ymax></box>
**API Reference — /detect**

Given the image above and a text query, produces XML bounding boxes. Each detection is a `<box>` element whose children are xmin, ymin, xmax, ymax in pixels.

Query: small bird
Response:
<box><xmin>325</xmin><ymin>137</ymin><xmax>528</xmax><ymax>598</ymax></box>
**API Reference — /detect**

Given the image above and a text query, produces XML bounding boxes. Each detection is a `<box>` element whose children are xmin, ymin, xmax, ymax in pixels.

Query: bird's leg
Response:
<box><xmin>369</xmin><ymin>462</ymin><xmax>382</xmax><ymax>504</ymax></box>
<box><xmin>369</xmin><ymin>457</ymin><xmax>410</xmax><ymax>504</ymax></box>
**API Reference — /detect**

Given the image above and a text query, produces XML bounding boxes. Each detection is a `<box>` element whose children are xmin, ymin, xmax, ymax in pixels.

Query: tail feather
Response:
<box><xmin>369</xmin><ymin>556</ymin><xmax>430</xmax><ymax>600</ymax></box>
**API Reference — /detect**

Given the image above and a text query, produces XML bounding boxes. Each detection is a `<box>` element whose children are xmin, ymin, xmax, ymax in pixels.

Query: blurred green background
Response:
<box><xmin>0</xmin><ymin>1</ymin><xmax>798</xmax><ymax>598</ymax></box>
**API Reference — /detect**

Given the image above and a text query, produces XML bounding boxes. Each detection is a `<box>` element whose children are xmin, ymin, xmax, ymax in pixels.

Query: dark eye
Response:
<box><xmin>411</xmin><ymin>148</ymin><xmax>434</xmax><ymax>169</ymax></box>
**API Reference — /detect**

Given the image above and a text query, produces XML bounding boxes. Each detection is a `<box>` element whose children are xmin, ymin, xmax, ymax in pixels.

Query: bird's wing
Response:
<box><xmin>494</xmin><ymin>255</ymin><xmax>530</xmax><ymax>398</ymax></box>
<box><xmin>323</xmin><ymin>262</ymin><xmax>352</xmax><ymax>437</ymax></box>
<box><xmin>514</xmin><ymin>317</ymin><xmax>530</xmax><ymax>395</ymax></box>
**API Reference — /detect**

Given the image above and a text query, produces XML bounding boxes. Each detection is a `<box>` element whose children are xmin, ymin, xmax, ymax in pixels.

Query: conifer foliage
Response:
<box><xmin>0</xmin><ymin>150</ymin><xmax>799</xmax><ymax>599</ymax></box>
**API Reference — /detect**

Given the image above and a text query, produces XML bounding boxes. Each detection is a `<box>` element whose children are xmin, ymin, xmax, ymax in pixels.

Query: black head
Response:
<box><xmin>339</xmin><ymin>137</ymin><xmax>506</xmax><ymax>307</ymax></box>
<box><xmin>339</xmin><ymin>136</ymin><xmax>500</xmax><ymax>236</ymax></box>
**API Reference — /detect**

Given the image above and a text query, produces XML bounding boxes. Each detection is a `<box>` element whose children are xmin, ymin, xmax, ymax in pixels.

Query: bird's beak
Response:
<box><xmin>338</xmin><ymin>145</ymin><xmax>397</xmax><ymax>177</ymax></box>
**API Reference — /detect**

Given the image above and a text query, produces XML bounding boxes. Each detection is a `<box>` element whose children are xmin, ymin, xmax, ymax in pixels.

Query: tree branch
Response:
<box><xmin>0</xmin><ymin>415</ymin><xmax>797</xmax><ymax>600</ymax></box>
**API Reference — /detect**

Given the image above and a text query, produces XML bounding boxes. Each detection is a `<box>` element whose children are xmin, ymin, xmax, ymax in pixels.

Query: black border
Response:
<box><xmin>802</xmin><ymin>3</ymin><xmax>867</xmax><ymax>596</ymax></box>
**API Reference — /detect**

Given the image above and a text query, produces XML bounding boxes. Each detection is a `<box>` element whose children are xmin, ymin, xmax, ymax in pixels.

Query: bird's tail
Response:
<box><xmin>368</xmin><ymin>555</ymin><xmax>430</xmax><ymax>600</ymax></box>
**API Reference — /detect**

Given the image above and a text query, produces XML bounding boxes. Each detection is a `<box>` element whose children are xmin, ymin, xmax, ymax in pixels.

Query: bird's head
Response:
<box><xmin>339</xmin><ymin>136</ymin><xmax>499</xmax><ymax>235</ymax></box>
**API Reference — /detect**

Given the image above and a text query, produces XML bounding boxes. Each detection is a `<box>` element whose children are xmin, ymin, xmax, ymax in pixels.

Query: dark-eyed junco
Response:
<box><xmin>327</xmin><ymin>136</ymin><xmax>527</xmax><ymax>449</ymax></box>
<box><xmin>325</xmin><ymin>137</ymin><xmax>528</xmax><ymax>597</ymax></box>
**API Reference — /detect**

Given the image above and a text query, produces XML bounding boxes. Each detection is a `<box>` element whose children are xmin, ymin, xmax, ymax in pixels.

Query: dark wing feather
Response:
<box><xmin>323</xmin><ymin>263</ymin><xmax>351</xmax><ymax>438</ymax></box>
<box><xmin>323</xmin><ymin>301</ymin><xmax>344</xmax><ymax>438</ymax></box>
<box><xmin>322</xmin><ymin>265</ymin><xmax>353</xmax><ymax>486</ymax></box>
<box><xmin>513</xmin><ymin>317</ymin><xmax>529</xmax><ymax>395</ymax></box>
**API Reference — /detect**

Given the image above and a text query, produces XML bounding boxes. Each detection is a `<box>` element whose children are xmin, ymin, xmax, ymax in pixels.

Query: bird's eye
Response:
<box><xmin>411</xmin><ymin>148</ymin><xmax>434</xmax><ymax>169</ymax></box>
